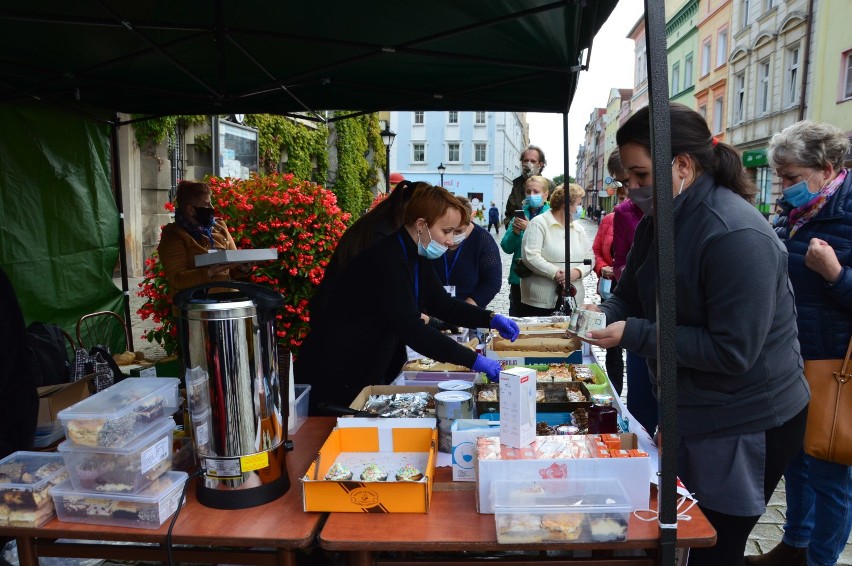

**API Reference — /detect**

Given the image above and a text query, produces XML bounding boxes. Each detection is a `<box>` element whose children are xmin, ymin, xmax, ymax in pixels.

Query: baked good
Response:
<box><xmin>112</xmin><ymin>351</ymin><xmax>136</xmax><ymax>365</ymax></box>
<box><xmin>360</xmin><ymin>464</ymin><xmax>388</xmax><ymax>482</ymax></box>
<box><xmin>589</xmin><ymin>515</ymin><xmax>628</xmax><ymax>541</ymax></box>
<box><xmin>496</xmin><ymin>513</ymin><xmax>543</xmax><ymax>543</ymax></box>
<box><xmin>133</xmin><ymin>398</ymin><xmax>165</xmax><ymax>423</ymax></box>
<box><xmin>541</xmin><ymin>513</ymin><xmax>585</xmax><ymax>541</ymax></box>
<box><xmin>477</xmin><ymin>388</ymin><xmax>498</xmax><ymax>402</ymax></box>
<box><xmin>394</xmin><ymin>464</ymin><xmax>423</xmax><ymax>482</ymax></box>
<box><xmin>67</xmin><ymin>413</ymin><xmax>138</xmax><ymax>448</ymax></box>
<box><xmin>325</xmin><ymin>462</ymin><xmax>353</xmax><ymax>481</ymax></box>
<box><xmin>0</xmin><ymin>458</ymin><xmax>67</xmax><ymax>527</ymax></box>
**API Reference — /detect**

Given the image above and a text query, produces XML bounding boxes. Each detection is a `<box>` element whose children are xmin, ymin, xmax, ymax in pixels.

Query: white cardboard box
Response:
<box><xmin>498</xmin><ymin>367</ymin><xmax>536</xmax><ymax>448</ymax></box>
<box><xmin>194</xmin><ymin>248</ymin><xmax>278</xmax><ymax>267</ymax></box>
<box><xmin>450</xmin><ymin>419</ymin><xmax>500</xmax><ymax>481</ymax></box>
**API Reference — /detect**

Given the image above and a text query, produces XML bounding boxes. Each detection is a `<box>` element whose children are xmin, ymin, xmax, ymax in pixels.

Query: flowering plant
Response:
<box><xmin>137</xmin><ymin>173</ymin><xmax>350</xmax><ymax>357</ymax></box>
<box><xmin>137</xmin><ymin>252</ymin><xmax>180</xmax><ymax>356</ymax></box>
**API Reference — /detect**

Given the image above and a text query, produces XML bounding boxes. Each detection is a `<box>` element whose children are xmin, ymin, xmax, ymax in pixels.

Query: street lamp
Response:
<box><xmin>437</xmin><ymin>162</ymin><xmax>446</xmax><ymax>187</ymax></box>
<box><xmin>379</xmin><ymin>122</ymin><xmax>396</xmax><ymax>192</ymax></box>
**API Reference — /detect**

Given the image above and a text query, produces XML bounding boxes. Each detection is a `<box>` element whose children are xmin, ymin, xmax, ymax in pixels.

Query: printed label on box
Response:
<box><xmin>140</xmin><ymin>437</ymin><xmax>170</xmax><ymax>474</ymax></box>
<box><xmin>203</xmin><ymin>456</ymin><xmax>242</xmax><ymax>479</ymax></box>
<box><xmin>158</xmin><ymin>486</ymin><xmax>184</xmax><ymax>525</ymax></box>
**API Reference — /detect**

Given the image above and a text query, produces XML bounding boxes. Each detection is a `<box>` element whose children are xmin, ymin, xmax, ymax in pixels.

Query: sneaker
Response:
<box><xmin>744</xmin><ymin>542</ymin><xmax>806</xmax><ymax>566</ymax></box>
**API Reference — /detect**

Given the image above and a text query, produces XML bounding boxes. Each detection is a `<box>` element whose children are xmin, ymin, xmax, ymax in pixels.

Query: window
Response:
<box><xmin>413</xmin><ymin>111</ymin><xmax>424</xmax><ymax>124</ymax></box>
<box><xmin>701</xmin><ymin>39</ymin><xmax>711</xmax><ymax>75</ymax></box>
<box><xmin>741</xmin><ymin>0</ymin><xmax>750</xmax><ymax>27</ymax></box>
<box><xmin>764</xmin><ymin>0</ymin><xmax>775</xmax><ymax>10</ymax></box>
<box><xmin>448</xmin><ymin>111</ymin><xmax>458</xmax><ymax>124</ymax></box>
<box><xmin>786</xmin><ymin>46</ymin><xmax>800</xmax><ymax>105</ymax></box>
<box><xmin>734</xmin><ymin>72</ymin><xmax>746</xmax><ymax>123</ymax></box>
<box><xmin>448</xmin><ymin>142</ymin><xmax>460</xmax><ymax>162</ymax></box>
<box><xmin>474</xmin><ymin>142</ymin><xmax>487</xmax><ymax>162</ymax></box>
<box><xmin>758</xmin><ymin>60</ymin><xmax>770</xmax><ymax>114</ymax></box>
<box><xmin>716</xmin><ymin>29</ymin><xmax>728</xmax><ymax>67</ymax></box>
<box><xmin>413</xmin><ymin>143</ymin><xmax>425</xmax><ymax>163</ymax></box>
<box><xmin>684</xmin><ymin>54</ymin><xmax>694</xmax><ymax>88</ymax></box>
<box><xmin>713</xmin><ymin>97</ymin><xmax>724</xmax><ymax>134</ymax></box>
<box><xmin>699</xmin><ymin>105</ymin><xmax>707</xmax><ymax>121</ymax></box>
<box><xmin>671</xmin><ymin>62</ymin><xmax>680</xmax><ymax>95</ymax></box>
<box><xmin>475</xmin><ymin>111</ymin><xmax>486</xmax><ymax>124</ymax></box>
<box><xmin>636</xmin><ymin>48</ymin><xmax>647</xmax><ymax>85</ymax></box>
<box><xmin>845</xmin><ymin>52</ymin><xmax>852</xmax><ymax>100</ymax></box>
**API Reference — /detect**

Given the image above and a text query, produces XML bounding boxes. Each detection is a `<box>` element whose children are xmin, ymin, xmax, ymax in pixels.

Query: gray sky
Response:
<box><xmin>528</xmin><ymin>1</ymin><xmax>645</xmax><ymax>179</ymax></box>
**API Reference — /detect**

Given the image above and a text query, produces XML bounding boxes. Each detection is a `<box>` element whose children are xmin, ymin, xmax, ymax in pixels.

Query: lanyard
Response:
<box><xmin>442</xmin><ymin>239</ymin><xmax>466</xmax><ymax>284</ymax></box>
<box><xmin>397</xmin><ymin>233</ymin><xmax>419</xmax><ymax>305</ymax></box>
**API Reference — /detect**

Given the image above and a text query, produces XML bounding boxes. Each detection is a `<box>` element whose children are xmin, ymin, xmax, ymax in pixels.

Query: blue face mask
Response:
<box><xmin>417</xmin><ymin>228</ymin><xmax>448</xmax><ymax>259</ymax></box>
<box><xmin>527</xmin><ymin>194</ymin><xmax>543</xmax><ymax>208</ymax></box>
<box><xmin>572</xmin><ymin>205</ymin><xmax>581</xmax><ymax>221</ymax></box>
<box><xmin>782</xmin><ymin>172</ymin><xmax>818</xmax><ymax>209</ymax></box>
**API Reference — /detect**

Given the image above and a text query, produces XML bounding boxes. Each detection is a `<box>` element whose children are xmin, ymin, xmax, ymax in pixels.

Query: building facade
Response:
<box><xmin>695</xmin><ymin>0</ymin><xmax>731</xmax><ymax>139</ymax></box>
<box><xmin>389</xmin><ymin>111</ymin><xmax>528</xmax><ymax>220</ymax></box>
<box><xmin>668</xmin><ymin>0</ymin><xmax>700</xmax><ymax>110</ymax></box>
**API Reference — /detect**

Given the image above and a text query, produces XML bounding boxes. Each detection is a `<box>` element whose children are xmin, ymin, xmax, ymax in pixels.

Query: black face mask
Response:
<box><xmin>193</xmin><ymin>206</ymin><xmax>215</xmax><ymax>228</ymax></box>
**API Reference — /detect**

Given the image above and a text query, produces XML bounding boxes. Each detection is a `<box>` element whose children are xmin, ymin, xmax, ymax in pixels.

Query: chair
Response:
<box><xmin>76</xmin><ymin>311</ymin><xmax>131</xmax><ymax>354</ymax></box>
<box><xmin>61</xmin><ymin>328</ymin><xmax>77</xmax><ymax>359</ymax></box>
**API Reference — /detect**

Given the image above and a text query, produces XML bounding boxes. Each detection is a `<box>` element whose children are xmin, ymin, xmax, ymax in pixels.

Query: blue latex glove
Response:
<box><xmin>490</xmin><ymin>314</ymin><xmax>520</xmax><ymax>341</ymax></box>
<box><xmin>472</xmin><ymin>354</ymin><xmax>502</xmax><ymax>382</ymax></box>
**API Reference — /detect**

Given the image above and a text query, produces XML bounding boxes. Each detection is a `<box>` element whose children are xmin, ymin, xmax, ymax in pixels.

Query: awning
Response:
<box><xmin>742</xmin><ymin>148</ymin><xmax>768</xmax><ymax>168</ymax></box>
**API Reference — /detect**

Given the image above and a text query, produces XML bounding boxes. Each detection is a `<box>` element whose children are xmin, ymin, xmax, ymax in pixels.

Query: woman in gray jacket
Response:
<box><xmin>580</xmin><ymin>103</ymin><xmax>810</xmax><ymax>566</ymax></box>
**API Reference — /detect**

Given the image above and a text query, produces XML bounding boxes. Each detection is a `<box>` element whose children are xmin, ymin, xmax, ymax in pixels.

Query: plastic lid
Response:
<box><xmin>0</xmin><ymin>451</ymin><xmax>66</xmax><ymax>489</ymax></box>
<box><xmin>51</xmin><ymin>471</ymin><xmax>189</xmax><ymax>503</ymax></box>
<box><xmin>492</xmin><ymin>478</ymin><xmax>631</xmax><ymax>512</ymax></box>
<box><xmin>57</xmin><ymin>377</ymin><xmax>180</xmax><ymax>422</ymax></box>
<box><xmin>57</xmin><ymin>417</ymin><xmax>176</xmax><ymax>454</ymax></box>
<box><xmin>591</xmin><ymin>394</ymin><xmax>614</xmax><ymax>407</ymax></box>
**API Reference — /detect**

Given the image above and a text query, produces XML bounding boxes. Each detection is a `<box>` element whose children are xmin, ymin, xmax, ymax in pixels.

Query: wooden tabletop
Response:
<box><xmin>0</xmin><ymin>417</ymin><xmax>337</xmax><ymax>548</ymax></box>
<box><xmin>320</xmin><ymin>466</ymin><xmax>716</xmax><ymax>553</ymax></box>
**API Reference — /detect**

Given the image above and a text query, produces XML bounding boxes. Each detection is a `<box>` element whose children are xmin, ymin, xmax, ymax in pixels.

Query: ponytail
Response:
<box><xmin>712</xmin><ymin>142</ymin><xmax>757</xmax><ymax>204</ymax></box>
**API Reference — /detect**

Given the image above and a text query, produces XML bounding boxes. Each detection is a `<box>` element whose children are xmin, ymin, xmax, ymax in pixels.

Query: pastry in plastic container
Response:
<box><xmin>0</xmin><ymin>451</ymin><xmax>68</xmax><ymax>527</ymax></box>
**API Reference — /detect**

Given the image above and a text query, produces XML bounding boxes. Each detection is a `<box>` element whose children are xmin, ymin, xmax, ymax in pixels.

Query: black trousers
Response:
<box><xmin>687</xmin><ymin>405</ymin><xmax>808</xmax><ymax>566</ymax></box>
<box><xmin>605</xmin><ymin>345</ymin><xmax>624</xmax><ymax>396</ymax></box>
<box><xmin>508</xmin><ymin>283</ymin><xmax>522</xmax><ymax>317</ymax></box>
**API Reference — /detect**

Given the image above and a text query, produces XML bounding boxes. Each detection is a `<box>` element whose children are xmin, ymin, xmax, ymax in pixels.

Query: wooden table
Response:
<box><xmin>319</xmin><ymin>467</ymin><xmax>717</xmax><ymax>566</ymax></box>
<box><xmin>1</xmin><ymin>417</ymin><xmax>337</xmax><ymax>566</ymax></box>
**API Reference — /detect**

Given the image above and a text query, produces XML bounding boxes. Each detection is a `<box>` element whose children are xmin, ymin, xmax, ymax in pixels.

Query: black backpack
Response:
<box><xmin>25</xmin><ymin>322</ymin><xmax>70</xmax><ymax>388</ymax></box>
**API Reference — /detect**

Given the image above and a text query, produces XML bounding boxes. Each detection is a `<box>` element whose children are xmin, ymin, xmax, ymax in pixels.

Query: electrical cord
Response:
<box><xmin>166</xmin><ymin>468</ymin><xmax>203</xmax><ymax>566</ymax></box>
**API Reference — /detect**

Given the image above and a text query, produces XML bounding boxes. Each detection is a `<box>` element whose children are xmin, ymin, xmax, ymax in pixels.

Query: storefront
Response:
<box><xmin>742</xmin><ymin>148</ymin><xmax>774</xmax><ymax>217</ymax></box>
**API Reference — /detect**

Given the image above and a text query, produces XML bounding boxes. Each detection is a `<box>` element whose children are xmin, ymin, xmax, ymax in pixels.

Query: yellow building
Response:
<box><xmin>694</xmin><ymin>0</ymin><xmax>732</xmax><ymax>142</ymax></box>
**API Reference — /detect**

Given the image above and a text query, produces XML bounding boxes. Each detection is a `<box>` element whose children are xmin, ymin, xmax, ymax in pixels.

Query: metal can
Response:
<box><xmin>434</xmin><ymin>391</ymin><xmax>474</xmax><ymax>453</ymax></box>
<box><xmin>438</xmin><ymin>380</ymin><xmax>474</xmax><ymax>393</ymax></box>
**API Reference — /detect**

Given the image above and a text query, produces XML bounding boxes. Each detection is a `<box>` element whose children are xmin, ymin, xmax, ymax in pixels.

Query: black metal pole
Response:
<box><xmin>440</xmin><ymin>171</ymin><xmax>444</xmax><ymax>187</ymax></box>
<box><xmin>645</xmin><ymin>1</ymin><xmax>677</xmax><ymax>564</ymax></box>
<box><xmin>110</xmin><ymin>116</ymin><xmax>134</xmax><ymax>351</ymax></box>
<box><xmin>385</xmin><ymin>145</ymin><xmax>391</xmax><ymax>192</ymax></box>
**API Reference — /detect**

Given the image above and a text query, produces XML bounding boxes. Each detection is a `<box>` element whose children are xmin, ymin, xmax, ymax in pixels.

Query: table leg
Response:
<box><xmin>278</xmin><ymin>548</ymin><xmax>295</xmax><ymax>566</ymax></box>
<box><xmin>348</xmin><ymin>550</ymin><xmax>374</xmax><ymax>566</ymax></box>
<box><xmin>15</xmin><ymin>536</ymin><xmax>37</xmax><ymax>566</ymax></box>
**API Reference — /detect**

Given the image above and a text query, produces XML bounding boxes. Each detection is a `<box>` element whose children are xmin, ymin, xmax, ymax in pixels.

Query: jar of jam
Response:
<box><xmin>587</xmin><ymin>394</ymin><xmax>618</xmax><ymax>434</ymax></box>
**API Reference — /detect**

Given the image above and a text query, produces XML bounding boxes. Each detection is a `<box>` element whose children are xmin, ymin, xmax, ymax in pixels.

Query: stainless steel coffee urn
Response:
<box><xmin>174</xmin><ymin>281</ymin><xmax>290</xmax><ymax>509</ymax></box>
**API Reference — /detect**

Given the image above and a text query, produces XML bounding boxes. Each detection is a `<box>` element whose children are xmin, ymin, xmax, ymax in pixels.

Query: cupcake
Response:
<box><xmin>324</xmin><ymin>462</ymin><xmax>353</xmax><ymax>481</ymax></box>
<box><xmin>395</xmin><ymin>463</ymin><xmax>423</xmax><ymax>482</ymax></box>
<box><xmin>360</xmin><ymin>463</ymin><xmax>388</xmax><ymax>482</ymax></box>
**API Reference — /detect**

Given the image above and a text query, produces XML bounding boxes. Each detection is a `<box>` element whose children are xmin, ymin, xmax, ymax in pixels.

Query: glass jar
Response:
<box><xmin>587</xmin><ymin>394</ymin><xmax>618</xmax><ymax>434</ymax></box>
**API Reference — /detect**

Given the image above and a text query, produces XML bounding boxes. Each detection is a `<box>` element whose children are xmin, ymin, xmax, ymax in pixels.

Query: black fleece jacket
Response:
<box><xmin>295</xmin><ymin>229</ymin><xmax>492</xmax><ymax>413</ymax></box>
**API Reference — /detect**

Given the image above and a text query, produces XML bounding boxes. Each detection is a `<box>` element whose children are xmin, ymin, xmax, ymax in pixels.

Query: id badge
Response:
<box><xmin>444</xmin><ymin>285</ymin><xmax>456</xmax><ymax>297</ymax></box>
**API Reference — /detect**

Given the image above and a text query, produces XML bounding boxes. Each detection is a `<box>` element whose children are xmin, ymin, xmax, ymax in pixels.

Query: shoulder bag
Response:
<box><xmin>514</xmin><ymin>257</ymin><xmax>533</xmax><ymax>278</ymax></box>
<box><xmin>803</xmin><ymin>336</ymin><xmax>852</xmax><ymax>465</ymax></box>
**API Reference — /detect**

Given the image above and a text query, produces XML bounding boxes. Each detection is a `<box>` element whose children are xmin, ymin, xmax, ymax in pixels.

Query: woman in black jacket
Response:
<box><xmin>295</xmin><ymin>184</ymin><xmax>518</xmax><ymax>413</ymax></box>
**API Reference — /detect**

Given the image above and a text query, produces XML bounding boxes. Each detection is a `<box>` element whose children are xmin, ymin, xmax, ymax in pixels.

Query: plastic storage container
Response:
<box><xmin>58</xmin><ymin>418</ymin><xmax>175</xmax><ymax>494</ymax></box>
<box><xmin>0</xmin><ymin>451</ymin><xmax>68</xmax><ymax>527</ymax></box>
<box><xmin>58</xmin><ymin>377</ymin><xmax>181</xmax><ymax>449</ymax></box>
<box><xmin>51</xmin><ymin>471</ymin><xmax>189</xmax><ymax>529</ymax></box>
<box><xmin>492</xmin><ymin>478</ymin><xmax>631</xmax><ymax>544</ymax></box>
<box><xmin>289</xmin><ymin>384</ymin><xmax>311</xmax><ymax>435</ymax></box>
<box><xmin>396</xmin><ymin>371</ymin><xmax>480</xmax><ymax>388</ymax></box>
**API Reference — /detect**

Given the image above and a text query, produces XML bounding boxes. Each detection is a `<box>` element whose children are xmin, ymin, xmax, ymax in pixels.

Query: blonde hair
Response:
<box><xmin>524</xmin><ymin>175</ymin><xmax>550</xmax><ymax>194</ymax></box>
<box><xmin>567</xmin><ymin>183</ymin><xmax>585</xmax><ymax>204</ymax></box>
<box><xmin>549</xmin><ymin>186</ymin><xmax>565</xmax><ymax>212</ymax></box>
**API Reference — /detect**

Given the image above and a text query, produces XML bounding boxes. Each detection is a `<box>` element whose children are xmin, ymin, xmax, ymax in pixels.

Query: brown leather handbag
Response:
<box><xmin>803</xmin><ymin>337</ymin><xmax>852</xmax><ymax>465</ymax></box>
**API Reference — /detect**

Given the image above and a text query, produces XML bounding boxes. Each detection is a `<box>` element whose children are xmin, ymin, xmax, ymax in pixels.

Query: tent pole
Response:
<box><xmin>563</xmin><ymin>111</ymin><xmax>571</xmax><ymax>312</ymax></box>
<box><xmin>110</xmin><ymin>116</ymin><xmax>134</xmax><ymax>351</ymax></box>
<box><xmin>644</xmin><ymin>1</ymin><xmax>677</xmax><ymax>564</ymax></box>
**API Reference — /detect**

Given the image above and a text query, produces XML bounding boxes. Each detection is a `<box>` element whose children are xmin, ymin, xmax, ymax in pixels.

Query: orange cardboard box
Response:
<box><xmin>302</xmin><ymin>426</ymin><xmax>437</xmax><ymax>513</ymax></box>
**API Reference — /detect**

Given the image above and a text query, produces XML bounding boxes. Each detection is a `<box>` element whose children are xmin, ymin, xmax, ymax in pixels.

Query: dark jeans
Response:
<box><xmin>626</xmin><ymin>351</ymin><xmax>658</xmax><ymax>436</ymax></box>
<box><xmin>487</xmin><ymin>221</ymin><xmax>500</xmax><ymax>234</ymax></box>
<box><xmin>688</xmin><ymin>406</ymin><xmax>808</xmax><ymax>566</ymax></box>
<box><xmin>605</xmin><ymin>345</ymin><xmax>624</xmax><ymax>396</ymax></box>
<box><xmin>508</xmin><ymin>283</ymin><xmax>521</xmax><ymax>317</ymax></box>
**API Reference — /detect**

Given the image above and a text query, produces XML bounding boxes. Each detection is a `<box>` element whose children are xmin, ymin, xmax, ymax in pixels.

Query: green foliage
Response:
<box><xmin>244</xmin><ymin>114</ymin><xmax>329</xmax><ymax>182</ymax></box>
<box><xmin>131</xmin><ymin>114</ymin><xmax>207</xmax><ymax>146</ymax></box>
<box><xmin>333</xmin><ymin>112</ymin><xmax>383</xmax><ymax>217</ymax></box>
<box><xmin>193</xmin><ymin>133</ymin><xmax>212</xmax><ymax>153</ymax></box>
<box><xmin>552</xmin><ymin>173</ymin><xmax>565</xmax><ymax>186</ymax></box>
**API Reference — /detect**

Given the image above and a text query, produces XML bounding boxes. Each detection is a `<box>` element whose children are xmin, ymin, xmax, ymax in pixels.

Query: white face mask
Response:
<box><xmin>452</xmin><ymin>232</ymin><xmax>467</xmax><ymax>246</ymax></box>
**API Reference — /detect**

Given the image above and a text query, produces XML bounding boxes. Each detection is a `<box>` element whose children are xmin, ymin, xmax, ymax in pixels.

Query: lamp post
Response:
<box><xmin>437</xmin><ymin>162</ymin><xmax>446</xmax><ymax>188</ymax></box>
<box><xmin>379</xmin><ymin>122</ymin><xmax>396</xmax><ymax>193</ymax></box>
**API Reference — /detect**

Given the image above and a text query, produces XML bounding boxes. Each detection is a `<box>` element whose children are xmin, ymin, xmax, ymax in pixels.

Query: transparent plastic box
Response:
<box><xmin>58</xmin><ymin>418</ymin><xmax>175</xmax><ymax>494</ymax></box>
<box><xmin>51</xmin><ymin>470</ymin><xmax>189</xmax><ymax>529</ymax></box>
<box><xmin>397</xmin><ymin>371</ymin><xmax>479</xmax><ymax>388</ymax></box>
<box><xmin>492</xmin><ymin>478</ymin><xmax>631</xmax><ymax>544</ymax></box>
<box><xmin>0</xmin><ymin>451</ymin><xmax>68</xmax><ymax>527</ymax></box>
<box><xmin>58</xmin><ymin>377</ymin><xmax>180</xmax><ymax>449</ymax></box>
<box><xmin>289</xmin><ymin>384</ymin><xmax>311</xmax><ymax>435</ymax></box>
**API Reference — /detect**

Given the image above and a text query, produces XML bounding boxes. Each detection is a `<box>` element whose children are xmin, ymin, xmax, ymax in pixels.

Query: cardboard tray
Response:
<box><xmin>474</xmin><ymin>381</ymin><xmax>592</xmax><ymax>414</ymax></box>
<box><xmin>302</xmin><ymin>426</ymin><xmax>437</xmax><ymax>513</ymax></box>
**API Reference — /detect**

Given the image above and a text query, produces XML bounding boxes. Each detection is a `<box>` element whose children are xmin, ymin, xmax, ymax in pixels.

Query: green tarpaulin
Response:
<box><xmin>0</xmin><ymin>102</ymin><xmax>123</xmax><ymax>345</ymax></box>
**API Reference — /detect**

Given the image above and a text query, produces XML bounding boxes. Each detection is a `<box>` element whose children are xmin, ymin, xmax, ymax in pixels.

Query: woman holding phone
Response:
<box><xmin>500</xmin><ymin>175</ymin><xmax>550</xmax><ymax>316</ymax></box>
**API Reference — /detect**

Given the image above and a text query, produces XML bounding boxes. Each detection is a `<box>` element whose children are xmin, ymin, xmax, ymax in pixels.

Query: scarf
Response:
<box><xmin>174</xmin><ymin>209</ymin><xmax>215</xmax><ymax>247</ymax></box>
<box><xmin>789</xmin><ymin>169</ymin><xmax>848</xmax><ymax>238</ymax></box>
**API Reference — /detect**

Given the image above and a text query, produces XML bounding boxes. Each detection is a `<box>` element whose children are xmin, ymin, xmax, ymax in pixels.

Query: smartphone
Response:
<box><xmin>513</xmin><ymin>209</ymin><xmax>526</xmax><ymax>220</ymax></box>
